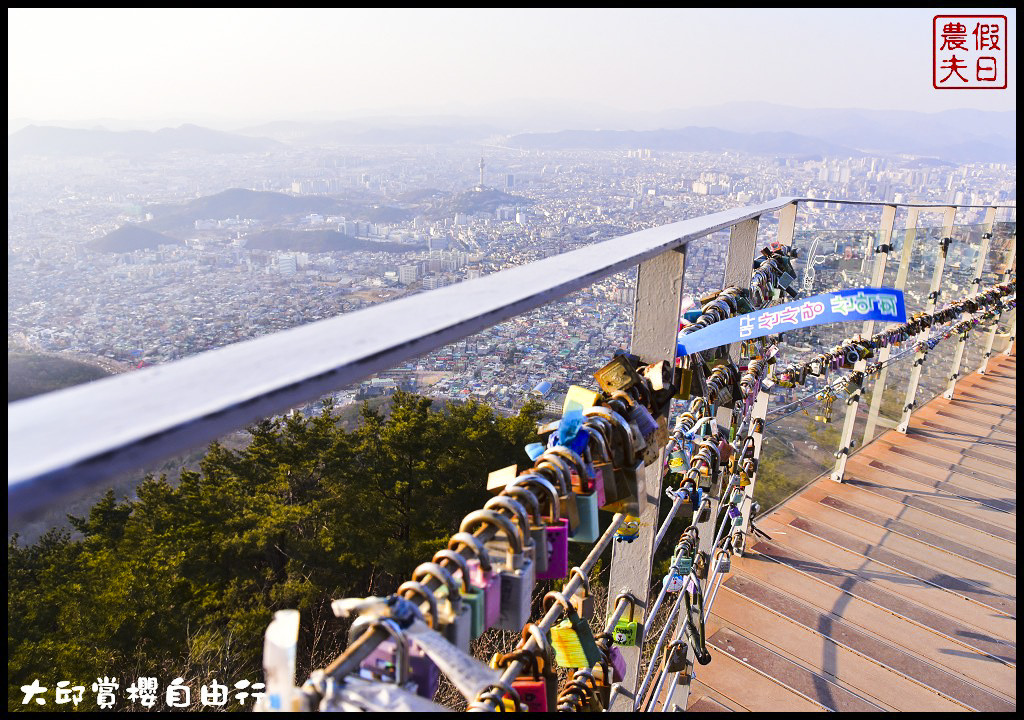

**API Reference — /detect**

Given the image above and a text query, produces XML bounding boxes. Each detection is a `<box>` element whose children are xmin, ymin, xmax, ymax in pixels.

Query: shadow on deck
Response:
<box><xmin>689</xmin><ymin>354</ymin><xmax>1017</xmax><ymax>712</ymax></box>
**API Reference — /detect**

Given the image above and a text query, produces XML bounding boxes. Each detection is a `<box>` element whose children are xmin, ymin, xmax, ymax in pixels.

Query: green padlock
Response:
<box><xmin>440</xmin><ymin>535</ymin><xmax>489</xmax><ymax>638</ymax></box>
<box><xmin>611</xmin><ymin>593</ymin><xmax>642</xmax><ymax>647</ymax></box>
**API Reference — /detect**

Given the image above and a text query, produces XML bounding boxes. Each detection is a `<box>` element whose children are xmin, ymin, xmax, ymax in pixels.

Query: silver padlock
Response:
<box><xmin>412</xmin><ymin>561</ymin><xmax>471</xmax><ymax>653</ymax></box>
<box><xmin>485</xmin><ymin>494</ymin><xmax>537</xmax><ymax>572</ymax></box>
<box><xmin>715</xmin><ymin>549</ymin><xmax>732</xmax><ymax>576</ymax></box>
<box><xmin>460</xmin><ymin>509</ymin><xmax>534</xmax><ymax>632</ymax></box>
<box><xmin>500</xmin><ymin>485</ymin><xmax>548</xmax><ymax>576</ymax></box>
<box><xmin>351</xmin><ymin>616</ymin><xmax>413</xmax><ymax>691</ymax></box>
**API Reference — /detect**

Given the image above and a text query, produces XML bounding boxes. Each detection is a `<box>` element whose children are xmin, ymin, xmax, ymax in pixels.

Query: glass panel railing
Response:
<box><xmin>758</xmin><ymin>391</ymin><xmax>839</xmax><ymax>512</ymax></box>
<box><xmin>859</xmin><ymin>342</ymin><xmax>918</xmax><ymax>445</ymax></box>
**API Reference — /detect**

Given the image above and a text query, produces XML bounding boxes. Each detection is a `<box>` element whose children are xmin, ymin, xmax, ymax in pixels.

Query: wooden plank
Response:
<box><xmin>705</xmin><ymin>626</ymin><xmax>888</xmax><ymax>712</ymax></box>
<box><xmin>685</xmin><ymin>643</ymin><xmax>827</xmax><ymax>712</ymax></box>
<box><xmin>756</xmin><ymin>515</ymin><xmax>1017</xmax><ymax>644</ymax></box>
<box><xmin>783</xmin><ymin>498</ymin><xmax>1016</xmax><ymax>613</ymax></box>
<box><xmin>732</xmin><ymin>554</ymin><xmax>1018</xmax><ymax>696</ymax></box>
<box><xmin>803</xmin><ymin>479</ymin><xmax>1017</xmax><ymax>563</ymax></box>
<box><xmin>808</xmin><ymin>491</ymin><xmax>1016</xmax><ymax>576</ymax></box>
<box><xmin>843</xmin><ymin>459</ymin><xmax>1016</xmax><ymax>533</ymax></box>
<box><xmin>723</xmin><ymin>574</ymin><xmax>1014</xmax><ymax>711</ymax></box>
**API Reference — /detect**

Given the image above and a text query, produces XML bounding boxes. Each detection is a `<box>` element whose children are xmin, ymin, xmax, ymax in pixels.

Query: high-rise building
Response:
<box><xmin>398</xmin><ymin>264</ymin><xmax>419</xmax><ymax>285</ymax></box>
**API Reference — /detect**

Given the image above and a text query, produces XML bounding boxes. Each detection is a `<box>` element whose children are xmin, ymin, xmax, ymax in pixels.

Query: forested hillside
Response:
<box><xmin>8</xmin><ymin>393</ymin><xmax>542</xmax><ymax>711</ymax></box>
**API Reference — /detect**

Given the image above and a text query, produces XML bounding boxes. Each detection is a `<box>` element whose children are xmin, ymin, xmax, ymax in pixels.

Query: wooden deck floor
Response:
<box><xmin>689</xmin><ymin>354</ymin><xmax>1017</xmax><ymax>712</ymax></box>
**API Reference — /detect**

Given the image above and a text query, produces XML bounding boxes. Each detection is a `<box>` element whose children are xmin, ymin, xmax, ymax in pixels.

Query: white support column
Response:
<box><xmin>665</xmin><ymin>216</ymin><xmax>761</xmax><ymax>714</ymax></box>
<box><xmin>897</xmin><ymin>206</ymin><xmax>957</xmax><ymax>433</ymax></box>
<box><xmin>776</xmin><ymin>201</ymin><xmax>798</xmax><ymax>249</ymax></box>
<box><xmin>606</xmin><ymin>245</ymin><xmax>686</xmax><ymax>711</ymax></box>
<box><xmin>863</xmin><ymin>206</ymin><xmax>916</xmax><ymax>443</ymax></box>
<box><xmin>943</xmin><ymin>219</ymin><xmax>992</xmax><ymax>399</ymax></box>
<box><xmin>980</xmin><ymin>227</ymin><xmax>1016</xmax><ymax>372</ymax></box>
<box><xmin>831</xmin><ymin>205</ymin><xmax>894</xmax><ymax>482</ymax></box>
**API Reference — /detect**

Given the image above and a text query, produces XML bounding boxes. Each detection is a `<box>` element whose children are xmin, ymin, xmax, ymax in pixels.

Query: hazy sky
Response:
<box><xmin>8</xmin><ymin>8</ymin><xmax>1017</xmax><ymax>128</ymax></box>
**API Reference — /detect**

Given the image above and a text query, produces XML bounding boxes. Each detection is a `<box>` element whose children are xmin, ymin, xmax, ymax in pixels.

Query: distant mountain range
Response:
<box><xmin>648</xmin><ymin>103</ymin><xmax>1016</xmax><ymax>164</ymax></box>
<box><xmin>8</xmin><ymin>124</ymin><xmax>281</xmax><ymax>157</ymax></box>
<box><xmin>507</xmin><ymin>127</ymin><xmax>860</xmax><ymax>157</ymax></box>
<box><xmin>9</xmin><ymin>103</ymin><xmax>1014</xmax><ymax>163</ymax></box>
<box><xmin>243</xmin><ymin>229</ymin><xmax>422</xmax><ymax>253</ymax></box>
<box><xmin>89</xmin><ymin>225</ymin><xmax>181</xmax><ymax>253</ymax></box>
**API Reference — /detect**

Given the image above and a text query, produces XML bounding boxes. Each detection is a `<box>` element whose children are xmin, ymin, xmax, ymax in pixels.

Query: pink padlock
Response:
<box><xmin>512</xmin><ymin>473</ymin><xmax>568</xmax><ymax>580</ymax></box>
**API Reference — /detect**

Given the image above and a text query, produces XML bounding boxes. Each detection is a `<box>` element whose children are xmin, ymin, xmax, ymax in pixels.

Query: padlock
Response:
<box><xmin>673</xmin><ymin>533</ymin><xmax>696</xmax><ymax>576</ymax></box>
<box><xmin>510</xmin><ymin>473</ymin><xmax>568</xmax><ymax>581</ymax></box>
<box><xmin>571</xmin><ymin>486</ymin><xmax>601</xmax><ymax>544</ymax></box>
<box><xmin>584</xmin><ymin>415</ymin><xmax>629</xmax><ymax>510</ymax></box>
<box><xmin>664</xmin><ymin>560</ymin><xmax>688</xmax><ymax>591</ymax></box>
<box><xmin>500</xmin><ymin>485</ymin><xmax>549</xmax><ymax>577</ymax></box>
<box><xmin>716</xmin><ymin>549</ymin><xmax>732</xmax><ymax>575</ymax></box>
<box><xmin>460</xmin><ymin>509</ymin><xmax>534</xmax><ymax>632</ymax></box>
<box><xmin>447</xmin><ymin>531</ymin><xmax>500</xmax><ymax>635</ymax></box>
<box><xmin>585</xmin><ymin>407</ymin><xmax>641</xmax><ymax>515</ymax></box>
<box><xmin>674</xmin><ymin>364</ymin><xmax>693</xmax><ymax>401</ymax></box>
<box><xmin>666</xmin><ymin>640</ymin><xmax>689</xmax><ymax>673</ymax></box>
<box><xmin>582</xmin><ymin>443</ymin><xmax>606</xmax><ymax>507</ymax></box>
<box><xmin>727</xmin><ymin>504</ymin><xmax>743</xmax><ymax>528</ymax></box>
<box><xmin>594</xmin><ymin>354</ymin><xmax>642</xmax><ymax>393</ymax></box>
<box><xmin>352</xmin><ymin>616</ymin><xmax>413</xmax><ymax>690</ymax></box>
<box><xmin>695</xmin><ymin>495</ymin><xmax>712</xmax><ymax>523</ymax></box>
<box><xmin>611</xmin><ymin>593</ymin><xmax>641</xmax><ymax>646</ymax></box>
<box><xmin>542</xmin><ymin>448</ymin><xmax>598</xmax><ymax>544</ymax></box>
<box><xmin>533</xmin><ymin>456</ymin><xmax>581</xmax><ymax>534</ymax></box>
<box><xmin>412</xmin><ymin>561</ymin><xmax>471</xmax><ymax>653</ymax></box>
<box><xmin>584</xmin><ymin>404</ymin><xmax>640</xmax><ymax>468</ymax></box>
<box><xmin>694</xmin><ymin>550</ymin><xmax>709</xmax><ymax>581</ymax></box>
<box><xmin>614</xmin><ymin>390</ymin><xmax>658</xmax><ymax>441</ymax></box>
<box><xmin>503</xmin><ymin>648</ymin><xmax>549</xmax><ymax>713</ymax></box>
<box><xmin>569</xmin><ymin>671</ymin><xmax>604</xmax><ymax>712</ymax></box>
<box><xmin>606</xmin><ymin>644</ymin><xmax>627</xmax><ymax>682</ymax></box>
<box><xmin>545</xmin><ymin>592</ymin><xmax>602</xmax><ymax>669</ymax></box>
<box><xmin>567</xmin><ymin>567</ymin><xmax>594</xmax><ymax>620</ymax></box>
<box><xmin>590</xmin><ymin>655</ymin><xmax>613</xmax><ymax>709</ymax></box>
<box><xmin>472</xmin><ymin>681</ymin><xmax>522</xmax><ymax>713</ymax></box>
<box><xmin>547</xmin><ymin>445</ymin><xmax>593</xmax><ymax>494</ymax></box>
<box><xmin>484</xmin><ymin>494</ymin><xmax>537</xmax><ymax>573</ymax></box>
<box><xmin>522</xmin><ymin>623</ymin><xmax>559</xmax><ymax>711</ymax></box>
<box><xmin>394</xmin><ymin>580</ymin><xmax>442</xmax><ymax>698</ymax></box>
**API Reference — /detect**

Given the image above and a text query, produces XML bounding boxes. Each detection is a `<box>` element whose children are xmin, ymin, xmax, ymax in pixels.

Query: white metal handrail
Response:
<box><xmin>7</xmin><ymin>198</ymin><xmax>1014</xmax><ymax>520</ymax></box>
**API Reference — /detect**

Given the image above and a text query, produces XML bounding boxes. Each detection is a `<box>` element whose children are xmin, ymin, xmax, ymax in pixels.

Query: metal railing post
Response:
<box><xmin>606</xmin><ymin>245</ymin><xmax>686</xmax><ymax>711</ymax></box>
<box><xmin>831</xmin><ymin>205</ymin><xmax>895</xmax><ymax>482</ymax></box>
<box><xmin>776</xmin><ymin>201</ymin><xmax>798</xmax><ymax>248</ymax></box>
<box><xmin>943</xmin><ymin>212</ymin><xmax>993</xmax><ymax>398</ymax></box>
<box><xmin>896</xmin><ymin>206</ymin><xmax>957</xmax><ymax>433</ymax></box>
<box><xmin>979</xmin><ymin>230</ymin><xmax>1016</xmax><ymax>372</ymax></box>
<box><xmin>737</xmin><ymin>389</ymin><xmax>770</xmax><ymax>548</ymax></box>
<box><xmin>863</xmin><ymin>206</ymin><xmax>917</xmax><ymax>442</ymax></box>
<box><xmin>732</xmin><ymin>202</ymin><xmax>797</xmax><ymax>547</ymax></box>
<box><xmin>665</xmin><ymin>215</ymin><xmax>761</xmax><ymax>713</ymax></box>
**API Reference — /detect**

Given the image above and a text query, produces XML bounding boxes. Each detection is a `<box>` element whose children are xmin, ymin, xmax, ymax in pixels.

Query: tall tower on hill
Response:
<box><xmin>479</xmin><ymin>156</ymin><xmax>485</xmax><ymax>188</ymax></box>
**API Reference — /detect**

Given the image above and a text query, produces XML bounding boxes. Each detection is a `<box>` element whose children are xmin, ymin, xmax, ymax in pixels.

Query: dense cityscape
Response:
<box><xmin>8</xmin><ymin>137</ymin><xmax>1016</xmax><ymax>420</ymax></box>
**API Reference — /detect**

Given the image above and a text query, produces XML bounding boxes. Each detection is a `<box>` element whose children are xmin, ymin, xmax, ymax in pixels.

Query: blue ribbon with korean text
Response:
<box><xmin>677</xmin><ymin>287</ymin><xmax>906</xmax><ymax>357</ymax></box>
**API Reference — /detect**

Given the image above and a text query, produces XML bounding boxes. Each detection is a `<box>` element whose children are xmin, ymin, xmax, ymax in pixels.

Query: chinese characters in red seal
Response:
<box><xmin>934</xmin><ymin>15</ymin><xmax>1007</xmax><ymax>89</ymax></box>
